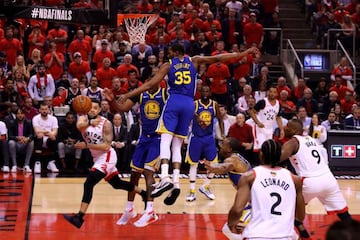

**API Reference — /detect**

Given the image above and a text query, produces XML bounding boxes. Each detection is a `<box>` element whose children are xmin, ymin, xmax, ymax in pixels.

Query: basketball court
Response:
<box><xmin>1</xmin><ymin>172</ymin><xmax>360</xmax><ymax>240</ymax></box>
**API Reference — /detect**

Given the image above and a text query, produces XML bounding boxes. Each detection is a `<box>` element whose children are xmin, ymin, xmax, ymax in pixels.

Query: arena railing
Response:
<box><xmin>327</xmin><ymin>28</ymin><xmax>356</xmax><ymax>64</ymax></box>
<box><xmin>336</xmin><ymin>40</ymin><xmax>357</xmax><ymax>88</ymax></box>
<box><xmin>285</xmin><ymin>39</ymin><xmax>304</xmax><ymax>80</ymax></box>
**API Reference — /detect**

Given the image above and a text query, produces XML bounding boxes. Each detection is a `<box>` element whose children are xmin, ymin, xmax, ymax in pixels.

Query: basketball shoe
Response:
<box><xmin>47</xmin><ymin>160</ymin><xmax>59</xmax><ymax>173</ymax></box>
<box><xmin>116</xmin><ymin>208</ymin><xmax>137</xmax><ymax>225</ymax></box>
<box><xmin>11</xmin><ymin>166</ymin><xmax>17</xmax><ymax>173</ymax></box>
<box><xmin>151</xmin><ymin>177</ymin><xmax>173</xmax><ymax>198</ymax></box>
<box><xmin>34</xmin><ymin>161</ymin><xmax>41</xmax><ymax>174</ymax></box>
<box><xmin>134</xmin><ymin>211</ymin><xmax>158</xmax><ymax>227</ymax></box>
<box><xmin>24</xmin><ymin>166</ymin><xmax>32</xmax><ymax>173</ymax></box>
<box><xmin>186</xmin><ymin>191</ymin><xmax>196</xmax><ymax>202</ymax></box>
<box><xmin>63</xmin><ymin>213</ymin><xmax>84</xmax><ymax>229</ymax></box>
<box><xmin>164</xmin><ymin>188</ymin><xmax>181</xmax><ymax>205</ymax></box>
<box><xmin>199</xmin><ymin>185</ymin><xmax>215</xmax><ymax>200</ymax></box>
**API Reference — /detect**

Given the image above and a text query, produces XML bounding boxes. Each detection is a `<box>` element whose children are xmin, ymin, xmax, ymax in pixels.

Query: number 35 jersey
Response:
<box><xmin>168</xmin><ymin>57</ymin><xmax>197</xmax><ymax>98</ymax></box>
<box><xmin>289</xmin><ymin>135</ymin><xmax>330</xmax><ymax>178</ymax></box>
<box><xmin>243</xmin><ymin>166</ymin><xmax>296</xmax><ymax>239</ymax></box>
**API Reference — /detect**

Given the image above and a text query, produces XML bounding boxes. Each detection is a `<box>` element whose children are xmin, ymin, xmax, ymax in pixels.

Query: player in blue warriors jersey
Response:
<box><xmin>185</xmin><ymin>86</ymin><xmax>224</xmax><ymax>202</ymax></box>
<box><xmin>205</xmin><ymin>137</ymin><xmax>252</xmax><ymax>239</ymax></box>
<box><xmin>104</xmin><ymin>84</ymin><xmax>166</xmax><ymax>227</ymax></box>
<box><xmin>106</xmin><ymin>44</ymin><xmax>259</xmax><ymax>205</ymax></box>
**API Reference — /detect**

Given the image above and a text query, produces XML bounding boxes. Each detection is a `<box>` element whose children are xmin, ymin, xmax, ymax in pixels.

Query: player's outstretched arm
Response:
<box><xmin>228</xmin><ymin>171</ymin><xmax>253</xmax><ymax>233</ymax></box>
<box><xmin>205</xmin><ymin>160</ymin><xmax>234</xmax><ymax>175</ymax></box>
<box><xmin>124</xmin><ymin>63</ymin><xmax>170</xmax><ymax>100</ymax></box>
<box><xmin>192</xmin><ymin>47</ymin><xmax>258</xmax><ymax>67</ymax></box>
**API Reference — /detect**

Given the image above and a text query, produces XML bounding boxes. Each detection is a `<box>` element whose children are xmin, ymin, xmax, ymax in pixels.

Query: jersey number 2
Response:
<box><xmin>270</xmin><ymin>192</ymin><xmax>282</xmax><ymax>215</ymax></box>
<box><xmin>174</xmin><ymin>71</ymin><xmax>191</xmax><ymax>85</ymax></box>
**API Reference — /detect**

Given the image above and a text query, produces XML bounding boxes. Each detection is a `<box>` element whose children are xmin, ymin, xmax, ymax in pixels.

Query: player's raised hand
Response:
<box><xmin>103</xmin><ymin>88</ymin><xmax>114</xmax><ymax>102</ymax></box>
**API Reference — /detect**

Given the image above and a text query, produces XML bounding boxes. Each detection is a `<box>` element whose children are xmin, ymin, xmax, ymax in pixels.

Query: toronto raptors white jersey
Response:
<box><xmin>289</xmin><ymin>135</ymin><xmax>330</xmax><ymax>178</ymax></box>
<box><xmin>82</xmin><ymin>116</ymin><xmax>115</xmax><ymax>160</ymax></box>
<box><xmin>242</xmin><ymin>166</ymin><xmax>296</xmax><ymax>239</ymax></box>
<box><xmin>257</xmin><ymin>98</ymin><xmax>280</xmax><ymax>129</ymax></box>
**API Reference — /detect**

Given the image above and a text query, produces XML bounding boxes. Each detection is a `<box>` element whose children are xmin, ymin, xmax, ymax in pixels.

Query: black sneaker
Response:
<box><xmin>164</xmin><ymin>188</ymin><xmax>181</xmax><ymax>205</ymax></box>
<box><xmin>140</xmin><ymin>190</ymin><xmax>148</xmax><ymax>210</ymax></box>
<box><xmin>63</xmin><ymin>214</ymin><xmax>84</xmax><ymax>229</ymax></box>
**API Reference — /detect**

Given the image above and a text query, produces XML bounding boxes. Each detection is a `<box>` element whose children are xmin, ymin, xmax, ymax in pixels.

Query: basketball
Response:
<box><xmin>72</xmin><ymin>95</ymin><xmax>92</xmax><ymax>114</ymax></box>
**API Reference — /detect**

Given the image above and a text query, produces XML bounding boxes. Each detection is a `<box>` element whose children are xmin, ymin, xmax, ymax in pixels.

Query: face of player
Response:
<box><xmin>268</xmin><ymin>87</ymin><xmax>278</xmax><ymax>100</ymax></box>
<box><xmin>88</xmin><ymin>102</ymin><xmax>101</xmax><ymax>118</ymax></box>
<box><xmin>167</xmin><ymin>48</ymin><xmax>175</xmax><ymax>59</ymax></box>
<box><xmin>219</xmin><ymin>139</ymin><xmax>231</xmax><ymax>158</ymax></box>
<box><xmin>201</xmin><ymin>87</ymin><xmax>211</xmax><ymax>100</ymax></box>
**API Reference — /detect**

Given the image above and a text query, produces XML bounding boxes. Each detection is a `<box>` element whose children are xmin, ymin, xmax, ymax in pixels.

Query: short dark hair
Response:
<box><xmin>170</xmin><ymin>43</ymin><xmax>185</xmax><ymax>55</ymax></box>
<box><xmin>227</xmin><ymin>137</ymin><xmax>241</xmax><ymax>153</ymax></box>
<box><xmin>261</xmin><ymin>139</ymin><xmax>282</xmax><ymax>167</ymax></box>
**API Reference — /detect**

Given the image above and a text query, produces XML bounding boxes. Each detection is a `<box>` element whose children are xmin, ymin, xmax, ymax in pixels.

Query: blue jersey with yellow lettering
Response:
<box><xmin>168</xmin><ymin>56</ymin><xmax>197</xmax><ymax>98</ymax></box>
<box><xmin>228</xmin><ymin>154</ymin><xmax>252</xmax><ymax>187</ymax></box>
<box><xmin>192</xmin><ymin>99</ymin><xmax>216</xmax><ymax>137</ymax></box>
<box><xmin>139</xmin><ymin>88</ymin><xmax>167</xmax><ymax>135</ymax></box>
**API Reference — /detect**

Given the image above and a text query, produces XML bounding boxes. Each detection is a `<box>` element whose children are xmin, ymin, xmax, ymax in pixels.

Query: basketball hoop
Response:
<box><xmin>117</xmin><ymin>14</ymin><xmax>158</xmax><ymax>45</ymax></box>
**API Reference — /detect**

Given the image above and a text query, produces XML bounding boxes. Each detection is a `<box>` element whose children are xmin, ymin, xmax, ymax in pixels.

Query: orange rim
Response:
<box><xmin>117</xmin><ymin>14</ymin><xmax>156</xmax><ymax>26</ymax></box>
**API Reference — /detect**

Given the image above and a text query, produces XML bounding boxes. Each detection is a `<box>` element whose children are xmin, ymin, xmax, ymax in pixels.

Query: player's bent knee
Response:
<box><xmin>107</xmin><ymin>176</ymin><xmax>135</xmax><ymax>192</ymax></box>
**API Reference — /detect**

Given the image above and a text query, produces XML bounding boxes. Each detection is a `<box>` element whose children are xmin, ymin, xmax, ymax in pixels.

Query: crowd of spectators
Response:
<box><xmin>307</xmin><ymin>0</ymin><xmax>360</xmax><ymax>50</ymax></box>
<box><xmin>0</xmin><ymin>0</ymin><xmax>359</xmax><ymax>175</ymax></box>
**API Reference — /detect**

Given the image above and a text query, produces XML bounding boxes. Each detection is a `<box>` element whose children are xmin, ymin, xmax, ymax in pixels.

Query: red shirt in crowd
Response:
<box><xmin>228</xmin><ymin>122</ymin><xmax>254</xmax><ymax>146</ymax></box>
<box><xmin>68</xmin><ymin>61</ymin><xmax>91</xmax><ymax>80</ymax></box>
<box><xmin>243</xmin><ymin>22</ymin><xmax>264</xmax><ymax>48</ymax></box>
<box><xmin>68</xmin><ymin>39</ymin><xmax>92</xmax><ymax>62</ymax></box>
<box><xmin>206</xmin><ymin>62</ymin><xmax>230</xmax><ymax>95</ymax></box>
<box><xmin>43</xmin><ymin>51</ymin><xmax>65</xmax><ymax>80</ymax></box>
<box><xmin>92</xmin><ymin>50</ymin><xmax>115</xmax><ymax>69</ymax></box>
<box><xmin>47</xmin><ymin>28</ymin><xmax>68</xmax><ymax>53</ymax></box>
<box><xmin>0</xmin><ymin>38</ymin><xmax>22</xmax><ymax>66</ymax></box>
<box><xmin>96</xmin><ymin>67</ymin><xmax>117</xmax><ymax>89</ymax></box>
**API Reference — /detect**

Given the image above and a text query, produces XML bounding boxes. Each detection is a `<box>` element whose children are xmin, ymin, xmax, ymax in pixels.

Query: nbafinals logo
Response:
<box><xmin>331</xmin><ymin>145</ymin><xmax>358</xmax><ymax>158</ymax></box>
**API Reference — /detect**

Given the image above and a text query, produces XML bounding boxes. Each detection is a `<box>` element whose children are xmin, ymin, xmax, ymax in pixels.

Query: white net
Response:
<box><xmin>124</xmin><ymin>15</ymin><xmax>158</xmax><ymax>45</ymax></box>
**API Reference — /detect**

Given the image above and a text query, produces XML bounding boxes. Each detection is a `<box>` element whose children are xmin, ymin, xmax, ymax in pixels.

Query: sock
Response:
<box><xmin>161</xmin><ymin>164</ymin><xmax>169</xmax><ymax>179</ymax></box>
<box><xmin>126</xmin><ymin>201</ymin><xmax>134</xmax><ymax>211</ymax></box>
<box><xmin>173</xmin><ymin>169</ymin><xmax>180</xmax><ymax>188</ymax></box>
<box><xmin>203</xmin><ymin>172</ymin><xmax>214</xmax><ymax>187</ymax></box>
<box><xmin>189</xmin><ymin>181</ymin><xmax>196</xmax><ymax>192</ymax></box>
<box><xmin>189</xmin><ymin>164</ymin><xmax>198</xmax><ymax>191</ymax></box>
<box><xmin>145</xmin><ymin>201</ymin><xmax>154</xmax><ymax>213</ymax></box>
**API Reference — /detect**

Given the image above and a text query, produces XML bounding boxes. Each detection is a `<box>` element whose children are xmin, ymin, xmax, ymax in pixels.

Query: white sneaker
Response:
<box><xmin>151</xmin><ymin>177</ymin><xmax>173</xmax><ymax>198</ymax></box>
<box><xmin>199</xmin><ymin>185</ymin><xmax>215</xmax><ymax>200</ymax></box>
<box><xmin>34</xmin><ymin>161</ymin><xmax>41</xmax><ymax>174</ymax></box>
<box><xmin>11</xmin><ymin>166</ymin><xmax>17</xmax><ymax>173</ymax></box>
<box><xmin>186</xmin><ymin>191</ymin><xmax>196</xmax><ymax>202</ymax></box>
<box><xmin>116</xmin><ymin>208</ymin><xmax>137</xmax><ymax>225</ymax></box>
<box><xmin>134</xmin><ymin>211</ymin><xmax>158</xmax><ymax>227</ymax></box>
<box><xmin>2</xmin><ymin>166</ymin><xmax>10</xmax><ymax>173</ymax></box>
<box><xmin>47</xmin><ymin>160</ymin><xmax>59</xmax><ymax>173</ymax></box>
<box><xmin>23</xmin><ymin>166</ymin><xmax>32</xmax><ymax>173</ymax></box>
